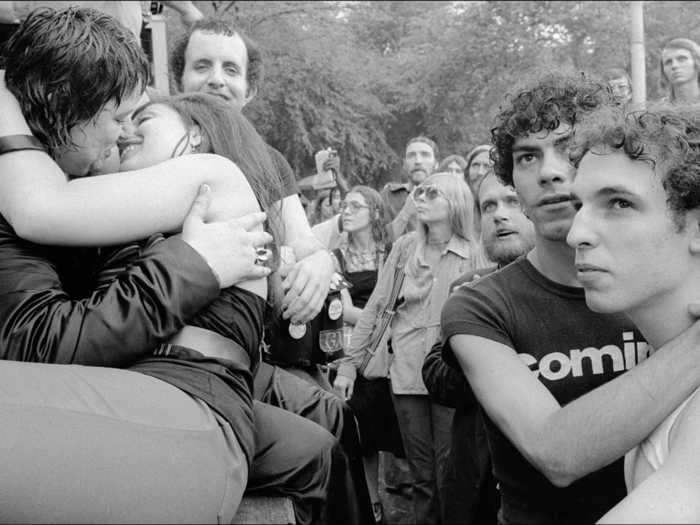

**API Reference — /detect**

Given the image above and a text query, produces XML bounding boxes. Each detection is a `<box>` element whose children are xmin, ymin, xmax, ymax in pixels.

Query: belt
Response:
<box><xmin>159</xmin><ymin>325</ymin><xmax>251</xmax><ymax>369</ymax></box>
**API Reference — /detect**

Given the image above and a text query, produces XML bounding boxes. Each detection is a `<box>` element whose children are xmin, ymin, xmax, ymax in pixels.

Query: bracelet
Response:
<box><xmin>0</xmin><ymin>135</ymin><xmax>46</xmax><ymax>156</ymax></box>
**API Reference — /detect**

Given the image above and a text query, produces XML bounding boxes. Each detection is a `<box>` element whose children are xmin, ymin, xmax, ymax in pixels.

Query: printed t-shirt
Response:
<box><xmin>441</xmin><ymin>256</ymin><xmax>649</xmax><ymax>524</ymax></box>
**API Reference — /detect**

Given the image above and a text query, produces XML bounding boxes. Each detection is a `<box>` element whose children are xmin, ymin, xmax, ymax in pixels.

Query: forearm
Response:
<box><xmin>0</xmin><ymin>154</ymin><xmax>254</xmax><ymax>246</ymax></box>
<box><xmin>528</xmin><ymin>329</ymin><xmax>700</xmax><ymax>485</ymax></box>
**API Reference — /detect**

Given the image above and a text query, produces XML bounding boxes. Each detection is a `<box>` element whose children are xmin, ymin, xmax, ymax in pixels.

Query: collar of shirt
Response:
<box><xmin>415</xmin><ymin>235</ymin><xmax>472</xmax><ymax>266</ymax></box>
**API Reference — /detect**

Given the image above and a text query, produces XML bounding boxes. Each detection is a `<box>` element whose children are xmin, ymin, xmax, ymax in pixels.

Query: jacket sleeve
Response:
<box><xmin>335</xmin><ymin>234</ymin><xmax>411</xmax><ymax>380</ymax></box>
<box><xmin>422</xmin><ymin>337</ymin><xmax>477</xmax><ymax>409</ymax></box>
<box><xmin>0</xmin><ymin>220</ymin><xmax>219</xmax><ymax>366</ymax></box>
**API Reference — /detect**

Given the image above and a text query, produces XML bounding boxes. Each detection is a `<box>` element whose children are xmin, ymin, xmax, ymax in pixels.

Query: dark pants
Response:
<box><xmin>392</xmin><ymin>394</ymin><xmax>454</xmax><ymax>525</ymax></box>
<box><xmin>441</xmin><ymin>405</ymin><xmax>499</xmax><ymax>525</ymax></box>
<box><xmin>248</xmin><ymin>401</ymin><xmax>334</xmax><ymax>525</ymax></box>
<box><xmin>254</xmin><ymin>362</ymin><xmax>374</xmax><ymax>525</ymax></box>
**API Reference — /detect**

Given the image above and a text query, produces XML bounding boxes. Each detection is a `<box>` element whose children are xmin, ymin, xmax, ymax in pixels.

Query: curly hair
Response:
<box><xmin>170</xmin><ymin>18</ymin><xmax>263</xmax><ymax>96</ymax></box>
<box><xmin>490</xmin><ymin>73</ymin><xmax>612</xmax><ymax>187</ymax></box>
<box><xmin>570</xmin><ymin>103</ymin><xmax>700</xmax><ymax>231</ymax></box>
<box><xmin>4</xmin><ymin>7</ymin><xmax>149</xmax><ymax>155</ymax></box>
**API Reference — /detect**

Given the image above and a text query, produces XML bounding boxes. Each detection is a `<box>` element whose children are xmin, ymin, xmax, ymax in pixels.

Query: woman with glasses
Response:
<box><xmin>331</xmin><ymin>185</ymin><xmax>403</xmax><ymax>523</ymax></box>
<box><xmin>335</xmin><ymin>173</ymin><xmax>488</xmax><ymax>524</ymax></box>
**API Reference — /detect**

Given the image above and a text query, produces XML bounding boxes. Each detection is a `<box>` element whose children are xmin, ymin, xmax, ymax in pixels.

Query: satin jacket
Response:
<box><xmin>0</xmin><ymin>216</ymin><xmax>218</xmax><ymax>365</ymax></box>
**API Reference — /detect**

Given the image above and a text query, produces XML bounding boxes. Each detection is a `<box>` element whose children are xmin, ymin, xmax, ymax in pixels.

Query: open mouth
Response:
<box><xmin>495</xmin><ymin>230</ymin><xmax>516</xmax><ymax>239</ymax></box>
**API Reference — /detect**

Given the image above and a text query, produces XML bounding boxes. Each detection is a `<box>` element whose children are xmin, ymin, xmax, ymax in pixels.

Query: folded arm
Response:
<box><xmin>451</xmin><ymin>325</ymin><xmax>700</xmax><ymax>487</ymax></box>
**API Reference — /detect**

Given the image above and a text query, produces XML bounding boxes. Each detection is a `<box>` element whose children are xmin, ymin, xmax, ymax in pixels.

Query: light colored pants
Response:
<box><xmin>0</xmin><ymin>360</ymin><xmax>247</xmax><ymax>524</ymax></box>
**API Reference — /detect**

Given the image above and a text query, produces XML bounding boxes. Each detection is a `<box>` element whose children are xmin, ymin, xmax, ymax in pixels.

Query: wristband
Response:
<box><xmin>0</xmin><ymin>135</ymin><xmax>46</xmax><ymax>155</ymax></box>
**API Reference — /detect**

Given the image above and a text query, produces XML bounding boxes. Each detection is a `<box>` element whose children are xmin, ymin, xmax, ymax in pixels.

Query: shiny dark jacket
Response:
<box><xmin>0</xmin><ymin>216</ymin><xmax>217</xmax><ymax>365</ymax></box>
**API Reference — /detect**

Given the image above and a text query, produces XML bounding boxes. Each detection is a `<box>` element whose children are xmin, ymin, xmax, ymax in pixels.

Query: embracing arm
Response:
<box><xmin>0</xmin><ymin>151</ymin><xmax>259</xmax><ymax>246</ymax></box>
<box><xmin>451</xmin><ymin>324</ymin><xmax>700</xmax><ymax>487</ymax></box>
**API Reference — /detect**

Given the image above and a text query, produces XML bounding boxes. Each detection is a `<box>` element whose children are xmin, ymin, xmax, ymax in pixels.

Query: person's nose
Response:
<box><xmin>206</xmin><ymin>65</ymin><xmax>225</xmax><ymax>88</ymax></box>
<box><xmin>538</xmin><ymin>150</ymin><xmax>571</xmax><ymax>187</ymax></box>
<box><xmin>119</xmin><ymin>119</ymin><xmax>136</xmax><ymax>141</ymax></box>
<box><xmin>566</xmin><ymin>204</ymin><xmax>596</xmax><ymax>250</ymax></box>
<box><xmin>493</xmin><ymin>201</ymin><xmax>511</xmax><ymax>223</ymax></box>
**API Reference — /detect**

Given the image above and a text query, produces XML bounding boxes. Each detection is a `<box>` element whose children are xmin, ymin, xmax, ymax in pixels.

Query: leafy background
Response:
<box><xmin>163</xmin><ymin>1</ymin><xmax>700</xmax><ymax>188</ymax></box>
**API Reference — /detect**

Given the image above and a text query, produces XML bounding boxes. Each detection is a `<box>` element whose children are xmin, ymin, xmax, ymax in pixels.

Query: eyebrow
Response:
<box><xmin>572</xmin><ymin>185</ymin><xmax>639</xmax><ymax>201</ymax></box>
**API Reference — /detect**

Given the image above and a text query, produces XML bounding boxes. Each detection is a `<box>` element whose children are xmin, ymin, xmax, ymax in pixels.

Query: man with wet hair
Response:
<box><xmin>440</xmin><ymin>72</ymin><xmax>700</xmax><ymax>523</ymax></box>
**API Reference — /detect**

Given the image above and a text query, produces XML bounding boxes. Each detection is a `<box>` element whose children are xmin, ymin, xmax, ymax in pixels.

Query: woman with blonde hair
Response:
<box><xmin>335</xmin><ymin>172</ymin><xmax>487</xmax><ymax>524</ymax></box>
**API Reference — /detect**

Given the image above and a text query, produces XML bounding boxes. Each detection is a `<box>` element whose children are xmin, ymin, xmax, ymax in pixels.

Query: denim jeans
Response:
<box><xmin>392</xmin><ymin>393</ymin><xmax>454</xmax><ymax>524</ymax></box>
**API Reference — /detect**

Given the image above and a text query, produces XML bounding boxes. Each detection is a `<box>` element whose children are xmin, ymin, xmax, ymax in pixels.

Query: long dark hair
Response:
<box><xmin>141</xmin><ymin>92</ymin><xmax>285</xmax><ymax>305</ymax></box>
<box><xmin>345</xmin><ymin>185</ymin><xmax>390</xmax><ymax>264</ymax></box>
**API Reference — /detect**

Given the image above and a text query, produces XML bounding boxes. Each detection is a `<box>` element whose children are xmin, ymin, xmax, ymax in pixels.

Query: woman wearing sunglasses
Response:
<box><xmin>335</xmin><ymin>172</ymin><xmax>488</xmax><ymax>524</ymax></box>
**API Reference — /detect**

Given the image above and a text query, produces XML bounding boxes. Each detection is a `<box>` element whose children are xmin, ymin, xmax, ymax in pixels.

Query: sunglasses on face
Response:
<box><xmin>339</xmin><ymin>200</ymin><xmax>370</xmax><ymax>213</ymax></box>
<box><xmin>412</xmin><ymin>184</ymin><xmax>445</xmax><ymax>201</ymax></box>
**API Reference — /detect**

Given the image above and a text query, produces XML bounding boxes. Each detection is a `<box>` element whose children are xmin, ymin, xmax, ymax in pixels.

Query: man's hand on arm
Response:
<box><xmin>182</xmin><ymin>184</ymin><xmax>272</xmax><ymax>288</ymax></box>
<box><xmin>451</xmin><ymin>320</ymin><xmax>700</xmax><ymax>487</ymax></box>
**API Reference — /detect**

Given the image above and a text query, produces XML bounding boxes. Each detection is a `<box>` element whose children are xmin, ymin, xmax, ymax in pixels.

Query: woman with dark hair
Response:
<box><xmin>330</xmin><ymin>185</ymin><xmax>402</xmax><ymax>522</ymax></box>
<box><xmin>0</xmin><ymin>86</ymin><xmax>337</xmax><ymax>522</ymax></box>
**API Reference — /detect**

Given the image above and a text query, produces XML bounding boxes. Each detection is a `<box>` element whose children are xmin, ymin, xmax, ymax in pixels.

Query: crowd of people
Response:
<box><xmin>1</xmin><ymin>3</ymin><xmax>700</xmax><ymax>525</ymax></box>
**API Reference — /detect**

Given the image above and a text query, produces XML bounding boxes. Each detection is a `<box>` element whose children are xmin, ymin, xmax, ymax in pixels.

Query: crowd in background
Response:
<box><xmin>1</xmin><ymin>3</ymin><xmax>700</xmax><ymax>525</ymax></box>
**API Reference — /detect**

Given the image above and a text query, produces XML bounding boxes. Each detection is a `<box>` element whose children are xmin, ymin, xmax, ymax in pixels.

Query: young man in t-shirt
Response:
<box><xmin>441</xmin><ymin>73</ymin><xmax>700</xmax><ymax>523</ymax></box>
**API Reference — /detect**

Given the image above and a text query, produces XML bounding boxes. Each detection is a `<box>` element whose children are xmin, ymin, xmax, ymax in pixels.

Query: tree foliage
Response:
<box><xmin>164</xmin><ymin>1</ymin><xmax>700</xmax><ymax>188</ymax></box>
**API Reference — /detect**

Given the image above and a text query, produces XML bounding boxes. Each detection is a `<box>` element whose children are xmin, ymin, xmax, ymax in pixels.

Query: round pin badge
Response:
<box><xmin>288</xmin><ymin>322</ymin><xmax>307</xmax><ymax>339</ymax></box>
<box><xmin>327</xmin><ymin>298</ymin><xmax>343</xmax><ymax>320</ymax></box>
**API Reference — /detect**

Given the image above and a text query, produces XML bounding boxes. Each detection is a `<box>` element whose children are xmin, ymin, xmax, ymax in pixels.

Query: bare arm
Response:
<box><xmin>451</xmin><ymin>323</ymin><xmax>700</xmax><ymax>487</ymax></box>
<box><xmin>278</xmin><ymin>194</ymin><xmax>334</xmax><ymax>323</ymax></box>
<box><xmin>0</xmin><ymin>72</ymin><xmax>259</xmax><ymax>246</ymax></box>
<box><xmin>0</xmin><ymin>151</ymin><xmax>259</xmax><ymax>246</ymax></box>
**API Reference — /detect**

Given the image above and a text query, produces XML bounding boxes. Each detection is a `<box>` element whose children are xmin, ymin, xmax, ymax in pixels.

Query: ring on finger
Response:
<box><xmin>255</xmin><ymin>247</ymin><xmax>272</xmax><ymax>266</ymax></box>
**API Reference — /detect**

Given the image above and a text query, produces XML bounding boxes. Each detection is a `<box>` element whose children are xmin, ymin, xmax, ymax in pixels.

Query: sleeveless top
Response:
<box><xmin>624</xmin><ymin>386</ymin><xmax>700</xmax><ymax>490</ymax></box>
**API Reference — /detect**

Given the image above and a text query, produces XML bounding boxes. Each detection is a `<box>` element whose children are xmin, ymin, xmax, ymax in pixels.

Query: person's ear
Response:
<box><xmin>189</xmin><ymin>125</ymin><xmax>202</xmax><ymax>152</ymax></box>
<box><xmin>687</xmin><ymin>209</ymin><xmax>700</xmax><ymax>255</ymax></box>
<box><xmin>244</xmin><ymin>85</ymin><xmax>257</xmax><ymax>106</ymax></box>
